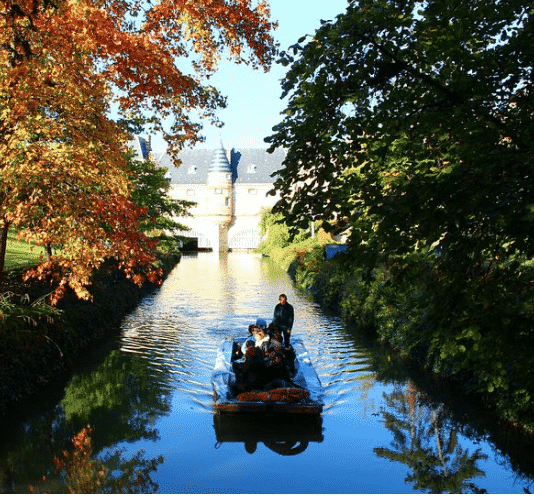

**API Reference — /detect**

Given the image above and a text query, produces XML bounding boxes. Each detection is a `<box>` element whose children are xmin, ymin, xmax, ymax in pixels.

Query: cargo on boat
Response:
<box><xmin>212</xmin><ymin>336</ymin><xmax>324</xmax><ymax>414</ymax></box>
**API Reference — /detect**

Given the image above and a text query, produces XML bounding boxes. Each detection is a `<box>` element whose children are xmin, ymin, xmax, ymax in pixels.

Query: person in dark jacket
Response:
<box><xmin>272</xmin><ymin>293</ymin><xmax>294</xmax><ymax>348</ymax></box>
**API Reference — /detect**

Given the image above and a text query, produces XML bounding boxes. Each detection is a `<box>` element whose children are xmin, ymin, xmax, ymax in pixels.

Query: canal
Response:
<box><xmin>0</xmin><ymin>252</ymin><xmax>533</xmax><ymax>493</ymax></box>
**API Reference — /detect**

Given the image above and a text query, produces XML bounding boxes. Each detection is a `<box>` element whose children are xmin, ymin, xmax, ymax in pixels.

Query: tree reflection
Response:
<box><xmin>29</xmin><ymin>426</ymin><xmax>163</xmax><ymax>493</ymax></box>
<box><xmin>374</xmin><ymin>382</ymin><xmax>488</xmax><ymax>493</ymax></box>
<box><xmin>0</xmin><ymin>347</ymin><xmax>172</xmax><ymax>493</ymax></box>
<box><xmin>61</xmin><ymin>349</ymin><xmax>173</xmax><ymax>450</ymax></box>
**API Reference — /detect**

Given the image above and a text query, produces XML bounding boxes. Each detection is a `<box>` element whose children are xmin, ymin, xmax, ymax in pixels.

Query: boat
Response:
<box><xmin>212</xmin><ymin>336</ymin><xmax>324</xmax><ymax>414</ymax></box>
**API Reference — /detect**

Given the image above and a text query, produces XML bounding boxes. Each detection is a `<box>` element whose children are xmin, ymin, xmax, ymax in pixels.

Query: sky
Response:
<box><xmin>149</xmin><ymin>0</ymin><xmax>350</xmax><ymax>154</ymax></box>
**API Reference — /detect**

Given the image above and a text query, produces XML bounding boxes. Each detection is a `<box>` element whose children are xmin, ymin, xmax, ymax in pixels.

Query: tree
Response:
<box><xmin>128</xmin><ymin>153</ymin><xmax>195</xmax><ymax>252</ymax></box>
<box><xmin>1</xmin><ymin>0</ymin><xmax>276</xmax><ymax>301</ymax></box>
<box><xmin>267</xmin><ymin>0</ymin><xmax>534</xmax><ymax>396</ymax></box>
<box><xmin>0</xmin><ymin>39</ymin><xmax>147</xmax><ymax>302</ymax></box>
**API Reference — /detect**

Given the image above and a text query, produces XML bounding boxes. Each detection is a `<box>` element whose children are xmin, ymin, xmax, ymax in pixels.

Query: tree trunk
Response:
<box><xmin>0</xmin><ymin>221</ymin><xmax>10</xmax><ymax>286</ymax></box>
<box><xmin>45</xmin><ymin>242</ymin><xmax>53</xmax><ymax>261</ymax></box>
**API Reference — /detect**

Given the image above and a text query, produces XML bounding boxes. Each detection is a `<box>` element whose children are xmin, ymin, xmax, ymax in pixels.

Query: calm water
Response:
<box><xmin>1</xmin><ymin>252</ymin><xmax>533</xmax><ymax>493</ymax></box>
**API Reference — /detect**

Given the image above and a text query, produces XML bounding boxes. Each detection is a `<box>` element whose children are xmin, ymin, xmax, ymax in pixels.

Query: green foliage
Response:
<box><xmin>257</xmin><ymin>210</ymin><xmax>334</xmax><ymax>271</ymax></box>
<box><xmin>0</xmin><ymin>291</ymin><xmax>63</xmax><ymax>334</ymax></box>
<box><xmin>0</xmin><ymin>291</ymin><xmax>66</xmax><ymax>387</ymax></box>
<box><xmin>266</xmin><ymin>0</ymin><xmax>534</xmax><ymax>431</ymax></box>
<box><xmin>127</xmin><ymin>154</ymin><xmax>194</xmax><ymax>253</ymax></box>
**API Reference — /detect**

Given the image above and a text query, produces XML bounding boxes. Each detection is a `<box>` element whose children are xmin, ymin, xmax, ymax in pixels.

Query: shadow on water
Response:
<box><xmin>213</xmin><ymin>414</ymin><xmax>324</xmax><ymax>456</ymax></box>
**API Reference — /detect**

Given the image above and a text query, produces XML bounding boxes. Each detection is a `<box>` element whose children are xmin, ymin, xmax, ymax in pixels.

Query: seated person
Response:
<box><xmin>233</xmin><ymin>322</ymin><xmax>297</xmax><ymax>394</ymax></box>
<box><xmin>232</xmin><ymin>343</ymin><xmax>268</xmax><ymax>393</ymax></box>
<box><xmin>237</xmin><ymin>321</ymin><xmax>266</xmax><ymax>356</ymax></box>
<box><xmin>266</xmin><ymin>325</ymin><xmax>295</xmax><ymax>377</ymax></box>
<box><xmin>238</xmin><ymin>325</ymin><xmax>257</xmax><ymax>356</ymax></box>
<box><xmin>267</xmin><ymin>325</ymin><xmax>284</xmax><ymax>349</ymax></box>
<box><xmin>255</xmin><ymin>317</ymin><xmax>268</xmax><ymax>329</ymax></box>
<box><xmin>252</xmin><ymin>326</ymin><xmax>270</xmax><ymax>352</ymax></box>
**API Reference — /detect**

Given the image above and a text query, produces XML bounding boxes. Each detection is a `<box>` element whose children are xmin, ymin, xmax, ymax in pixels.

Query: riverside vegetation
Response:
<box><xmin>260</xmin><ymin>1</ymin><xmax>534</xmax><ymax>435</ymax></box>
<box><xmin>258</xmin><ymin>211</ymin><xmax>534</xmax><ymax>434</ymax></box>
<box><xmin>1</xmin><ymin>0</ymin><xmax>277</xmax><ymax>411</ymax></box>
<box><xmin>0</xmin><ymin>153</ymin><xmax>188</xmax><ymax>412</ymax></box>
<box><xmin>0</xmin><ymin>239</ymin><xmax>180</xmax><ymax>414</ymax></box>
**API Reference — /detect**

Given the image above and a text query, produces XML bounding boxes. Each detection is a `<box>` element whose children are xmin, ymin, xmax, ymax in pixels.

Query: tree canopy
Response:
<box><xmin>1</xmin><ymin>0</ymin><xmax>277</xmax><ymax>301</ymax></box>
<box><xmin>128</xmin><ymin>153</ymin><xmax>195</xmax><ymax>252</ymax></box>
<box><xmin>268</xmin><ymin>0</ymin><xmax>532</xmax><ymax>259</ymax></box>
<box><xmin>267</xmin><ymin>0</ymin><xmax>534</xmax><ymax>398</ymax></box>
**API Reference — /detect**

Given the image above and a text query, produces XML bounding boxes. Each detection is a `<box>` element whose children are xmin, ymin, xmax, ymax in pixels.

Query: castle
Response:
<box><xmin>130</xmin><ymin>136</ymin><xmax>285</xmax><ymax>252</ymax></box>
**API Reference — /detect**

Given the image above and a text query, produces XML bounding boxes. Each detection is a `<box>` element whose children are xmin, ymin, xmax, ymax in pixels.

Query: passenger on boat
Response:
<box><xmin>232</xmin><ymin>344</ymin><xmax>268</xmax><ymax>393</ymax></box>
<box><xmin>272</xmin><ymin>294</ymin><xmax>294</xmax><ymax>348</ymax></box>
<box><xmin>255</xmin><ymin>317</ymin><xmax>268</xmax><ymax>329</ymax></box>
<box><xmin>267</xmin><ymin>325</ymin><xmax>283</xmax><ymax>349</ymax></box>
<box><xmin>252</xmin><ymin>326</ymin><xmax>270</xmax><ymax>353</ymax></box>
<box><xmin>233</xmin><ymin>326</ymin><xmax>294</xmax><ymax>393</ymax></box>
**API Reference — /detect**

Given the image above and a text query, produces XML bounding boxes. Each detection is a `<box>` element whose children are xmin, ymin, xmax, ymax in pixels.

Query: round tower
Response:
<box><xmin>206</xmin><ymin>141</ymin><xmax>233</xmax><ymax>252</ymax></box>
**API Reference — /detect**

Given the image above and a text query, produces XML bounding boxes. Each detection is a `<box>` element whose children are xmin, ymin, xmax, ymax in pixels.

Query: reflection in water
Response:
<box><xmin>0</xmin><ymin>341</ymin><xmax>172</xmax><ymax>492</ymax></box>
<box><xmin>1</xmin><ymin>253</ymin><xmax>534</xmax><ymax>493</ymax></box>
<box><xmin>375</xmin><ymin>381</ymin><xmax>488</xmax><ymax>493</ymax></box>
<box><xmin>29</xmin><ymin>426</ymin><xmax>164</xmax><ymax>494</ymax></box>
<box><xmin>213</xmin><ymin>414</ymin><xmax>323</xmax><ymax>456</ymax></box>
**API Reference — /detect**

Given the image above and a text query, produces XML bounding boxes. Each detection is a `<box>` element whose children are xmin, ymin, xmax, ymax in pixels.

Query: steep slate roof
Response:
<box><xmin>156</xmin><ymin>146</ymin><xmax>287</xmax><ymax>185</ymax></box>
<box><xmin>231</xmin><ymin>148</ymin><xmax>286</xmax><ymax>184</ymax></box>
<box><xmin>157</xmin><ymin>148</ymin><xmax>210</xmax><ymax>185</ymax></box>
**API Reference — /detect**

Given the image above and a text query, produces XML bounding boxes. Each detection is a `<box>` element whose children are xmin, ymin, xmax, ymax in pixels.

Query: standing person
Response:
<box><xmin>272</xmin><ymin>293</ymin><xmax>294</xmax><ymax>348</ymax></box>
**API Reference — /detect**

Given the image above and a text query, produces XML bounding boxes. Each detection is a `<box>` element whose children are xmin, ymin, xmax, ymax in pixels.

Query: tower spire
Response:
<box><xmin>209</xmin><ymin>139</ymin><xmax>232</xmax><ymax>173</ymax></box>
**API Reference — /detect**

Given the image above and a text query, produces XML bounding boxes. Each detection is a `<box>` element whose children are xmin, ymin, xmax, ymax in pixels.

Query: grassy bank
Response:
<box><xmin>258</xmin><ymin>214</ymin><xmax>534</xmax><ymax>434</ymax></box>
<box><xmin>0</xmin><ymin>247</ymin><xmax>180</xmax><ymax>414</ymax></box>
<box><xmin>4</xmin><ymin>229</ymin><xmax>45</xmax><ymax>271</ymax></box>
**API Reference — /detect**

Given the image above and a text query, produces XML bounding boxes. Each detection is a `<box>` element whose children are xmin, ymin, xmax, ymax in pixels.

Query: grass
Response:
<box><xmin>4</xmin><ymin>230</ymin><xmax>45</xmax><ymax>271</ymax></box>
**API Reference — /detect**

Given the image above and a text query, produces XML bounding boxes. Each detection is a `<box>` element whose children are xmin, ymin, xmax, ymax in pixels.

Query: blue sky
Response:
<box><xmin>150</xmin><ymin>0</ymin><xmax>349</xmax><ymax>154</ymax></box>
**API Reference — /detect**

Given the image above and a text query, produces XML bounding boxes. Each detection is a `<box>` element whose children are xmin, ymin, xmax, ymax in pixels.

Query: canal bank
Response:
<box><xmin>257</xmin><ymin>235</ymin><xmax>534</xmax><ymax>436</ymax></box>
<box><xmin>0</xmin><ymin>252</ymin><xmax>181</xmax><ymax>414</ymax></box>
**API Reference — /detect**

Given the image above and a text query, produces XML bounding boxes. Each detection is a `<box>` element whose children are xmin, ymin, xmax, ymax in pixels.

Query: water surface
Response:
<box><xmin>0</xmin><ymin>253</ymin><xmax>533</xmax><ymax>493</ymax></box>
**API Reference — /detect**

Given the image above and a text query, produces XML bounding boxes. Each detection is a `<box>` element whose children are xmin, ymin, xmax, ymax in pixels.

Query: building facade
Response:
<box><xmin>130</xmin><ymin>137</ymin><xmax>285</xmax><ymax>252</ymax></box>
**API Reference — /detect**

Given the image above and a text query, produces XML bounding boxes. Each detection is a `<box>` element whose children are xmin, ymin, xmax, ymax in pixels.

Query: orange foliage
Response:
<box><xmin>237</xmin><ymin>387</ymin><xmax>310</xmax><ymax>403</ymax></box>
<box><xmin>0</xmin><ymin>0</ymin><xmax>276</xmax><ymax>301</ymax></box>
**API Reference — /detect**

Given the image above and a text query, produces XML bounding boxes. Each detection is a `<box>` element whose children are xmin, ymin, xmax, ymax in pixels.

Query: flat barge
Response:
<box><xmin>212</xmin><ymin>336</ymin><xmax>324</xmax><ymax>414</ymax></box>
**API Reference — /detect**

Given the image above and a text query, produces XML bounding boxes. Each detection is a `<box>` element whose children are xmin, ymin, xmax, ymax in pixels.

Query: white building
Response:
<box><xmin>130</xmin><ymin>137</ymin><xmax>285</xmax><ymax>252</ymax></box>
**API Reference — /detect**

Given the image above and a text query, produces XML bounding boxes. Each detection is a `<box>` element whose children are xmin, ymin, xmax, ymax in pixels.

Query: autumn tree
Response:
<box><xmin>267</xmin><ymin>0</ymin><xmax>534</xmax><ymax>406</ymax></box>
<box><xmin>0</xmin><ymin>0</ymin><xmax>276</xmax><ymax>301</ymax></box>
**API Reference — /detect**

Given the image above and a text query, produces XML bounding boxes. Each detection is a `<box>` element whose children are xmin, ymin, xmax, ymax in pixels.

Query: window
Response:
<box><xmin>247</xmin><ymin>164</ymin><xmax>257</xmax><ymax>173</ymax></box>
<box><xmin>188</xmin><ymin>166</ymin><xmax>197</xmax><ymax>174</ymax></box>
<box><xmin>248</xmin><ymin>188</ymin><xmax>257</xmax><ymax>195</ymax></box>
<box><xmin>215</xmin><ymin>188</ymin><xmax>223</xmax><ymax>194</ymax></box>
<box><xmin>186</xmin><ymin>189</ymin><xmax>195</xmax><ymax>196</ymax></box>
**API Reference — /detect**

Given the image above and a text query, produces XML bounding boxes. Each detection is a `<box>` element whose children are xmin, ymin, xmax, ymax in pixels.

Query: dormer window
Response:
<box><xmin>188</xmin><ymin>165</ymin><xmax>197</xmax><ymax>174</ymax></box>
<box><xmin>247</xmin><ymin>164</ymin><xmax>257</xmax><ymax>173</ymax></box>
